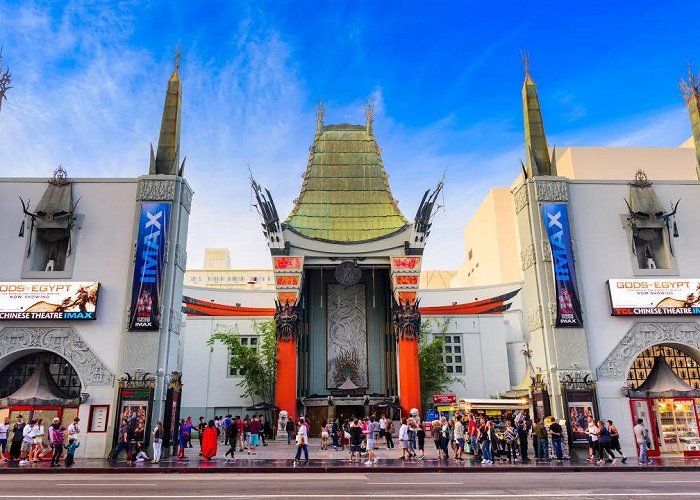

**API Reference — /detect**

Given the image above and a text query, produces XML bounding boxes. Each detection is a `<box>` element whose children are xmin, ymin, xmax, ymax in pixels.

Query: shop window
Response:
<box><xmin>227</xmin><ymin>336</ymin><xmax>258</xmax><ymax>377</ymax></box>
<box><xmin>627</xmin><ymin>345</ymin><xmax>700</xmax><ymax>389</ymax></box>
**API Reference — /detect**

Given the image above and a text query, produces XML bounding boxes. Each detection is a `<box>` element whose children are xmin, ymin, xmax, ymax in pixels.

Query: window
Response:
<box><xmin>228</xmin><ymin>336</ymin><xmax>258</xmax><ymax>377</ymax></box>
<box><xmin>440</xmin><ymin>334</ymin><xmax>464</xmax><ymax>374</ymax></box>
<box><xmin>627</xmin><ymin>345</ymin><xmax>700</xmax><ymax>389</ymax></box>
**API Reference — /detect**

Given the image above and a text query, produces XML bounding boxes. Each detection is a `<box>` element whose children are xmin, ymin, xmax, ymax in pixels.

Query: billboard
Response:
<box><xmin>608</xmin><ymin>279</ymin><xmax>700</xmax><ymax>316</ymax></box>
<box><xmin>541</xmin><ymin>203</ymin><xmax>583</xmax><ymax>327</ymax></box>
<box><xmin>0</xmin><ymin>282</ymin><xmax>99</xmax><ymax>320</ymax></box>
<box><xmin>128</xmin><ymin>202</ymin><xmax>170</xmax><ymax>331</ymax></box>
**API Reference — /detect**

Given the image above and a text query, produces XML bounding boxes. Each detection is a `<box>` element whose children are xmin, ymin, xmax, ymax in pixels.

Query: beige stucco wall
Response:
<box><xmin>451</xmin><ymin>188</ymin><xmax>521</xmax><ymax>288</ymax></box>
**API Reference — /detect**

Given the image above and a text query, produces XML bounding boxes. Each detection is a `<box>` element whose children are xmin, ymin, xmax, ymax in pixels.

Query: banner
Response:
<box><xmin>128</xmin><ymin>202</ymin><xmax>170</xmax><ymax>331</ymax></box>
<box><xmin>0</xmin><ymin>282</ymin><xmax>99</xmax><ymax>320</ymax></box>
<box><xmin>541</xmin><ymin>203</ymin><xmax>583</xmax><ymax>327</ymax></box>
<box><xmin>608</xmin><ymin>279</ymin><xmax>700</xmax><ymax>316</ymax></box>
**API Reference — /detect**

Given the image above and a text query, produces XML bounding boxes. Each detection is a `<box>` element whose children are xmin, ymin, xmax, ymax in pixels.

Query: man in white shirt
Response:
<box><xmin>19</xmin><ymin>419</ymin><xmax>35</xmax><ymax>465</ymax></box>
<box><xmin>586</xmin><ymin>417</ymin><xmax>598</xmax><ymax>462</ymax></box>
<box><xmin>0</xmin><ymin>417</ymin><xmax>9</xmax><ymax>461</ymax></box>
<box><xmin>633</xmin><ymin>418</ymin><xmax>653</xmax><ymax>465</ymax></box>
<box><xmin>68</xmin><ymin>417</ymin><xmax>81</xmax><ymax>443</ymax></box>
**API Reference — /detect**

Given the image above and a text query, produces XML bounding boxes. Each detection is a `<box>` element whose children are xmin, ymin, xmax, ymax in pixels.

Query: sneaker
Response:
<box><xmin>364</xmin><ymin>460</ymin><xmax>372</xmax><ymax>465</ymax></box>
<box><xmin>19</xmin><ymin>460</ymin><xmax>29</xmax><ymax>465</ymax></box>
<box><xmin>612</xmin><ymin>459</ymin><xmax>617</xmax><ymax>464</ymax></box>
<box><xmin>647</xmin><ymin>459</ymin><xmax>653</xmax><ymax>465</ymax></box>
<box><xmin>621</xmin><ymin>457</ymin><xmax>627</xmax><ymax>463</ymax></box>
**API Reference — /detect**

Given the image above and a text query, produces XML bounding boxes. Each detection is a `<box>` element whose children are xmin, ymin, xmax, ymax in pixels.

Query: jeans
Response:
<box><xmin>65</xmin><ymin>453</ymin><xmax>75</xmax><ymax>466</ymax></box>
<box><xmin>386</xmin><ymin>433</ymin><xmax>394</xmax><ymax>449</ymax></box>
<box><xmin>538</xmin><ymin>438</ymin><xmax>549</xmax><ymax>459</ymax></box>
<box><xmin>470</xmin><ymin>435</ymin><xmax>479</xmax><ymax>456</ymax></box>
<box><xmin>505</xmin><ymin>442</ymin><xmax>517</xmax><ymax>460</ymax></box>
<box><xmin>112</xmin><ymin>441</ymin><xmax>131</xmax><ymax>460</ymax></box>
<box><xmin>551</xmin><ymin>437</ymin><xmax>563</xmax><ymax>460</ymax></box>
<box><xmin>152</xmin><ymin>440</ymin><xmax>162</xmax><ymax>462</ymax></box>
<box><xmin>295</xmin><ymin>444</ymin><xmax>308</xmax><ymax>461</ymax></box>
<box><xmin>51</xmin><ymin>444</ymin><xmax>63</xmax><ymax>465</ymax></box>
<box><xmin>638</xmin><ymin>441</ymin><xmax>649</xmax><ymax>464</ymax></box>
<box><xmin>332</xmin><ymin>433</ymin><xmax>339</xmax><ymax>448</ymax></box>
<box><xmin>287</xmin><ymin>431</ymin><xmax>293</xmax><ymax>445</ymax></box>
<box><xmin>440</xmin><ymin>436</ymin><xmax>449</xmax><ymax>458</ymax></box>
<box><xmin>481</xmin><ymin>441</ymin><xmax>492</xmax><ymax>462</ymax></box>
<box><xmin>0</xmin><ymin>438</ymin><xmax>6</xmax><ymax>454</ymax></box>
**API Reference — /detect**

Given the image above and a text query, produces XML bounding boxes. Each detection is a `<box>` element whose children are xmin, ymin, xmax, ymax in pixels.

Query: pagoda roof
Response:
<box><xmin>284</xmin><ymin>123</ymin><xmax>408</xmax><ymax>243</ymax></box>
<box><xmin>627</xmin><ymin>356</ymin><xmax>700</xmax><ymax>398</ymax></box>
<box><xmin>0</xmin><ymin>362</ymin><xmax>80</xmax><ymax>407</ymax></box>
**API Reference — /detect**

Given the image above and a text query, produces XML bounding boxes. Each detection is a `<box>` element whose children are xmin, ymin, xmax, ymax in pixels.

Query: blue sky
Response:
<box><xmin>0</xmin><ymin>1</ymin><xmax>697</xmax><ymax>270</ymax></box>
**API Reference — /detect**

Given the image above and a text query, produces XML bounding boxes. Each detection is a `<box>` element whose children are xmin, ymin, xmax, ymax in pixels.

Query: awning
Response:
<box><xmin>626</xmin><ymin>356</ymin><xmax>700</xmax><ymax>398</ymax></box>
<box><xmin>0</xmin><ymin>362</ymin><xmax>80</xmax><ymax>407</ymax></box>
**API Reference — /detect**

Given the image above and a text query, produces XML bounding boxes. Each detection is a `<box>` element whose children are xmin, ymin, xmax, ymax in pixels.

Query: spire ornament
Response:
<box><xmin>680</xmin><ymin>63</ymin><xmax>700</xmax><ymax>180</ymax></box>
<box><xmin>365</xmin><ymin>99</ymin><xmax>375</xmax><ymax>134</ymax></box>
<box><xmin>0</xmin><ymin>46</ymin><xmax>11</xmax><ymax>112</ymax></box>
<box><xmin>316</xmin><ymin>101</ymin><xmax>326</xmax><ymax>133</ymax></box>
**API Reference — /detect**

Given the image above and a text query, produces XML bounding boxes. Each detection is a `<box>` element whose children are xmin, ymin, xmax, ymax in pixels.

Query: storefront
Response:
<box><xmin>627</xmin><ymin>350</ymin><xmax>700</xmax><ymax>457</ymax></box>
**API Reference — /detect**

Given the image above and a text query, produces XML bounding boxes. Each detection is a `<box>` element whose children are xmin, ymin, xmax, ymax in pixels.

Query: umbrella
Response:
<box><xmin>246</xmin><ymin>402</ymin><xmax>280</xmax><ymax>412</ymax></box>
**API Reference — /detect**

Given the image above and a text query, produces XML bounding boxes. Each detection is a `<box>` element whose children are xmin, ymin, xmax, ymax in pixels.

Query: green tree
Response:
<box><xmin>419</xmin><ymin>318</ymin><xmax>460</xmax><ymax>408</ymax></box>
<box><xmin>207</xmin><ymin>319</ymin><xmax>277</xmax><ymax>405</ymax></box>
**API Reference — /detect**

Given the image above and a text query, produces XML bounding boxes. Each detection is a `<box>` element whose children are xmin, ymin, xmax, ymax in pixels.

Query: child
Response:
<box><xmin>65</xmin><ymin>438</ymin><xmax>80</xmax><ymax>467</ymax></box>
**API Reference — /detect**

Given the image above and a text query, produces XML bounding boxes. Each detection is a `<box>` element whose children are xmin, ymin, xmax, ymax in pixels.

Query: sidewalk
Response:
<box><xmin>1</xmin><ymin>438</ymin><xmax>698</xmax><ymax>473</ymax></box>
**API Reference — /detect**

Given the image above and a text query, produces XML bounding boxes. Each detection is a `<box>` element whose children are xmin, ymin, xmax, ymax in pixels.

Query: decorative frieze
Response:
<box><xmin>541</xmin><ymin>239</ymin><xmax>552</xmax><ymax>262</ymax></box>
<box><xmin>520</xmin><ymin>243</ymin><xmax>536</xmax><ymax>271</ymax></box>
<box><xmin>527</xmin><ymin>307</ymin><xmax>543</xmax><ymax>332</ymax></box>
<box><xmin>180</xmin><ymin>184</ymin><xmax>193</xmax><ymax>213</ymax></box>
<box><xmin>513</xmin><ymin>184</ymin><xmax>529</xmax><ymax>213</ymax></box>
<box><xmin>0</xmin><ymin>327</ymin><xmax>115</xmax><ymax>386</ymax></box>
<box><xmin>597</xmin><ymin>322</ymin><xmax>700</xmax><ymax>380</ymax></box>
<box><xmin>535</xmin><ymin>180</ymin><xmax>568</xmax><ymax>202</ymax></box>
<box><xmin>138</xmin><ymin>179</ymin><xmax>176</xmax><ymax>201</ymax></box>
<box><xmin>547</xmin><ymin>303</ymin><xmax>558</xmax><ymax>326</ymax></box>
<box><xmin>168</xmin><ymin>309</ymin><xmax>182</xmax><ymax>335</ymax></box>
<box><xmin>174</xmin><ymin>243</ymin><xmax>187</xmax><ymax>271</ymax></box>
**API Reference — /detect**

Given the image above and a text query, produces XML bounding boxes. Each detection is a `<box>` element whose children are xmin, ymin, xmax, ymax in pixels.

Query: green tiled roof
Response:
<box><xmin>284</xmin><ymin>123</ymin><xmax>408</xmax><ymax>243</ymax></box>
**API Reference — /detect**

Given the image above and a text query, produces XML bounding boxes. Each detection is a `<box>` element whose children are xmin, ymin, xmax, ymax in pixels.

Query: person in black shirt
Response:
<box><xmin>9</xmin><ymin>415</ymin><xmax>25</xmax><ymax>461</ymax></box>
<box><xmin>197</xmin><ymin>417</ymin><xmax>206</xmax><ymax>456</ymax></box>
<box><xmin>549</xmin><ymin>419</ymin><xmax>564</xmax><ymax>460</ymax></box>
<box><xmin>348</xmin><ymin>419</ymin><xmax>363</xmax><ymax>463</ymax></box>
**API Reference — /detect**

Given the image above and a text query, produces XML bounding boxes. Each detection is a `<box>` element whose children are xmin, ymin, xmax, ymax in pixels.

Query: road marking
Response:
<box><xmin>57</xmin><ymin>483</ymin><xmax>160</xmax><ymax>486</ymax></box>
<box><xmin>651</xmin><ymin>480</ymin><xmax>700</xmax><ymax>483</ymax></box>
<box><xmin>5</xmin><ymin>493</ymin><xmax>700</xmax><ymax>499</ymax></box>
<box><xmin>367</xmin><ymin>482</ymin><xmax>463</xmax><ymax>485</ymax></box>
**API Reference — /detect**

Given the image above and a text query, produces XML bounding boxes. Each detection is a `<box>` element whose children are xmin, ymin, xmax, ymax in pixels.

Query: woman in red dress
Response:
<box><xmin>201</xmin><ymin>420</ymin><xmax>218</xmax><ymax>461</ymax></box>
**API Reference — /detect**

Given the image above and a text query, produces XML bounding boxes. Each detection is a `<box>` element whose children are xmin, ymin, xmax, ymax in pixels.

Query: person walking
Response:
<box><xmin>586</xmin><ymin>416</ymin><xmax>599</xmax><ymax>462</ymax></box>
<box><xmin>416</xmin><ymin>420</ymin><xmax>426</xmax><ymax>459</ymax></box>
<box><xmin>479</xmin><ymin>420</ymin><xmax>493</xmax><ymax>464</ymax></box>
<box><xmin>294</xmin><ymin>417</ymin><xmax>309</xmax><ymax>464</ymax></box>
<box><xmin>177</xmin><ymin>418</ymin><xmax>191</xmax><ymax>460</ymax></box>
<box><xmin>606</xmin><ymin>420</ymin><xmax>627</xmax><ymax>463</ymax></box>
<box><xmin>503</xmin><ymin>419</ymin><xmax>517</xmax><ymax>462</ymax></box>
<box><xmin>398</xmin><ymin>418</ymin><xmax>409</xmax><ymax>459</ymax></box>
<box><xmin>633</xmin><ymin>418</ymin><xmax>653</xmax><ymax>465</ymax></box>
<box><xmin>9</xmin><ymin>415</ymin><xmax>25</xmax><ymax>461</ymax></box>
<box><xmin>432</xmin><ymin>420</ymin><xmax>443</xmax><ymax>459</ymax></box>
<box><xmin>468</xmin><ymin>415</ymin><xmax>479</xmax><ymax>459</ymax></box>
<box><xmin>151</xmin><ymin>421</ymin><xmax>163</xmax><ymax>464</ymax></box>
<box><xmin>19</xmin><ymin>419</ymin><xmax>35</xmax><ymax>465</ymax></box>
<box><xmin>321</xmin><ymin>419</ymin><xmax>330</xmax><ymax>451</ymax></box>
<box><xmin>248</xmin><ymin>415</ymin><xmax>261</xmax><ymax>455</ymax></box>
<box><xmin>224</xmin><ymin>417</ymin><xmax>238</xmax><ymax>461</ymax></box>
<box><xmin>49</xmin><ymin>419</ymin><xmax>65</xmax><ymax>467</ymax></box>
<box><xmin>453</xmin><ymin>416</ymin><xmax>465</xmax><ymax>460</ymax></box>
<box><xmin>111</xmin><ymin>418</ymin><xmax>133</xmax><ymax>464</ymax></box>
<box><xmin>549</xmin><ymin>418</ymin><xmax>564</xmax><ymax>461</ymax></box>
<box><xmin>364</xmin><ymin>416</ymin><xmax>378</xmax><ymax>465</ymax></box>
<box><xmin>222</xmin><ymin>415</ymin><xmax>232</xmax><ymax>446</ymax></box>
<box><xmin>0</xmin><ymin>416</ymin><xmax>9</xmax><ymax>461</ymax></box>
<box><xmin>285</xmin><ymin>416</ymin><xmax>295</xmax><ymax>446</ymax></box>
<box><xmin>439</xmin><ymin>416</ymin><xmax>450</xmax><ymax>460</ymax></box>
<box><xmin>407</xmin><ymin>418</ymin><xmax>418</xmax><ymax>459</ymax></box>
<box><xmin>517</xmin><ymin>418</ymin><xmax>529</xmax><ymax>461</ymax></box>
<box><xmin>533</xmin><ymin>418</ymin><xmax>549</xmax><ymax>460</ymax></box>
<box><xmin>385</xmin><ymin>417</ymin><xmax>395</xmax><ymax>449</ymax></box>
<box><xmin>596</xmin><ymin>420</ymin><xmax>615</xmax><ymax>464</ymax></box>
<box><xmin>197</xmin><ymin>417</ymin><xmax>206</xmax><ymax>455</ymax></box>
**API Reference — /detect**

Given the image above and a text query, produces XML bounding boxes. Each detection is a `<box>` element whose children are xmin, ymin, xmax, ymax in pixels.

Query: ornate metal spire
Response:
<box><xmin>153</xmin><ymin>48</ymin><xmax>183</xmax><ymax>176</ymax></box>
<box><xmin>0</xmin><ymin>46</ymin><xmax>11</xmax><ymax>112</ymax></box>
<box><xmin>680</xmin><ymin>63</ymin><xmax>700</xmax><ymax>180</ymax></box>
<box><xmin>521</xmin><ymin>52</ymin><xmax>555</xmax><ymax>177</ymax></box>
<box><xmin>365</xmin><ymin>99</ymin><xmax>375</xmax><ymax>134</ymax></box>
<box><xmin>315</xmin><ymin>101</ymin><xmax>326</xmax><ymax>134</ymax></box>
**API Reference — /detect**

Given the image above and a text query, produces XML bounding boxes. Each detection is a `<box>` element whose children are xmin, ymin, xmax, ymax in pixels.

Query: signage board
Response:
<box><xmin>541</xmin><ymin>203</ymin><xmax>583</xmax><ymax>327</ymax></box>
<box><xmin>0</xmin><ymin>282</ymin><xmax>99</xmax><ymax>320</ymax></box>
<box><xmin>608</xmin><ymin>279</ymin><xmax>700</xmax><ymax>316</ymax></box>
<box><xmin>128</xmin><ymin>202</ymin><xmax>170</xmax><ymax>331</ymax></box>
<box><xmin>432</xmin><ymin>394</ymin><xmax>457</xmax><ymax>404</ymax></box>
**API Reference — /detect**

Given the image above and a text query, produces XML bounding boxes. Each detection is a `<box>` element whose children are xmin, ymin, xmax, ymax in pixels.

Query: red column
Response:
<box><xmin>274</xmin><ymin>339</ymin><xmax>297</xmax><ymax>418</ymax></box>
<box><xmin>397</xmin><ymin>337</ymin><xmax>421</xmax><ymax>418</ymax></box>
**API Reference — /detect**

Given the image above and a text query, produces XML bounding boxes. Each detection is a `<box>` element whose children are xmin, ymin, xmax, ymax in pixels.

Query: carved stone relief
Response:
<box><xmin>0</xmin><ymin>327</ymin><xmax>115</xmax><ymax>387</ymax></box>
<box><xmin>174</xmin><ymin>243</ymin><xmax>187</xmax><ymax>271</ymax></box>
<box><xmin>327</xmin><ymin>284</ymin><xmax>368</xmax><ymax>389</ymax></box>
<box><xmin>597</xmin><ymin>322</ymin><xmax>700</xmax><ymax>380</ymax></box>
<box><xmin>542</xmin><ymin>239</ymin><xmax>552</xmax><ymax>262</ymax></box>
<box><xmin>513</xmin><ymin>184</ymin><xmax>529</xmax><ymax>213</ymax></box>
<box><xmin>180</xmin><ymin>184</ymin><xmax>193</xmax><ymax>213</ymax></box>
<box><xmin>535</xmin><ymin>180</ymin><xmax>568</xmax><ymax>202</ymax></box>
<box><xmin>168</xmin><ymin>309</ymin><xmax>182</xmax><ymax>336</ymax></box>
<box><xmin>528</xmin><ymin>307</ymin><xmax>543</xmax><ymax>332</ymax></box>
<box><xmin>520</xmin><ymin>243</ymin><xmax>536</xmax><ymax>271</ymax></box>
<box><xmin>138</xmin><ymin>179</ymin><xmax>176</xmax><ymax>201</ymax></box>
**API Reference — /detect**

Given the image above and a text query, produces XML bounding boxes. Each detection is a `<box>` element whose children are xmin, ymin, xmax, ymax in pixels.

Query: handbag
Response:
<box><xmin>344</xmin><ymin>431</ymin><xmax>351</xmax><ymax>440</ymax></box>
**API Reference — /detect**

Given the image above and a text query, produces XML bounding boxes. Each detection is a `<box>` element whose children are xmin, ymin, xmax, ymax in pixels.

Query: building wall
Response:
<box><xmin>451</xmin><ymin>188</ymin><xmax>521</xmax><ymax>288</ymax></box>
<box><xmin>184</xmin><ymin>269</ymin><xmax>276</xmax><ymax>289</ymax></box>
<box><xmin>203</xmin><ymin>248</ymin><xmax>231</xmax><ymax>270</ymax></box>
<box><xmin>0</xmin><ymin>178</ymin><xmax>138</xmax><ymax>458</ymax></box>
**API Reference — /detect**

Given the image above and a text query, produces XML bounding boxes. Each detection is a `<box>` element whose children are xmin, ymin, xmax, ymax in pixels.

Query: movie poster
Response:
<box><xmin>541</xmin><ymin>203</ymin><xmax>583</xmax><ymax>327</ymax></box>
<box><xmin>608</xmin><ymin>279</ymin><xmax>700</xmax><ymax>316</ymax></box>
<box><xmin>0</xmin><ymin>282</ymin><xmax>99</xmax><ymax>320</ymax></box>
<box><xmin>128</xmin><ymin>202</ymin><xmax>170</xmax><ymax>331</ymax></box>
<box><xmin>121</xmin><ymin>403</ymin><xmax>148</xmax><ymax>443</ymax></box>
<box><xmin>568</xmin><ymin>401</ymin><xmax>595</xmax><ymax>443</ymax></box>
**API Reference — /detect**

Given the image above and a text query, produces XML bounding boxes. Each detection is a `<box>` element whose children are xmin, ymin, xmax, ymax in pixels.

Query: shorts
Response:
<box><xmin>457</xmin><ymin>438</ymin><xmax>465</xmax><ymax>449</ymax></box>
<box><xmin>366</xmin><ymin>439</ymin><xmax>374</xmax><ymax>449</ymax></box>
<box><xmin>249</xmin><ymin>434</ymin><xmax>259</xmax><ymax>446</ymax></box>
<box><xmin>321</xmin><ymin>431</ymin><xmax>329</xmax><ymax>439</ymax></box>
<box><xmin>399</xmin><ymin>440</ymin><xmax>408</xmax><ymax>449</ymax></box>
<box><xmin>350</xmin><ymin>444</ymin><xmax>362</xmax><ymax>453</ymax></box>
<box><xmin>21</xmin><ymin>441</ymin><xmax>32</xmax><ymax>453</ymax></box>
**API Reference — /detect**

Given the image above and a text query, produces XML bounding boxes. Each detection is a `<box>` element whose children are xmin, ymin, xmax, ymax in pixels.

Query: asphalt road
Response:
<box><xmin>1</xmin><ymin>471</ymin><xmax>699</xmax><ymax>499</ymax></box>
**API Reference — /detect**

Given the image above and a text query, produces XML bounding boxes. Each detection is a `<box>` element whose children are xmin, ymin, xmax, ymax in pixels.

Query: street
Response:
<box><xmin>0</xmin><ymin>471</ymin><xmax>699</xmax><ymax>499</ymax></box>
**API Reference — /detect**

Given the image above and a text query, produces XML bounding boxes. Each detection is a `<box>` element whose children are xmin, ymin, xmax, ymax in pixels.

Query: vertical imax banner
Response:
<box><xmin>128</xmin><ymin>202</ymin><xmax>170</xmax><ymax>331</ymax></box>
<box><xmin>541</xmin><ymin>203</ymin><xmax>583</xmax><ymax>327</ymax></box>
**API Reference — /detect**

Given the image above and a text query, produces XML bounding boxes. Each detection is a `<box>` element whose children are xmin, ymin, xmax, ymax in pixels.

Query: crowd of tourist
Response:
<box><xmin>0</xmin><ymin>410</ymin><xmax>655</xmax><ymax>467</ymax></box>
